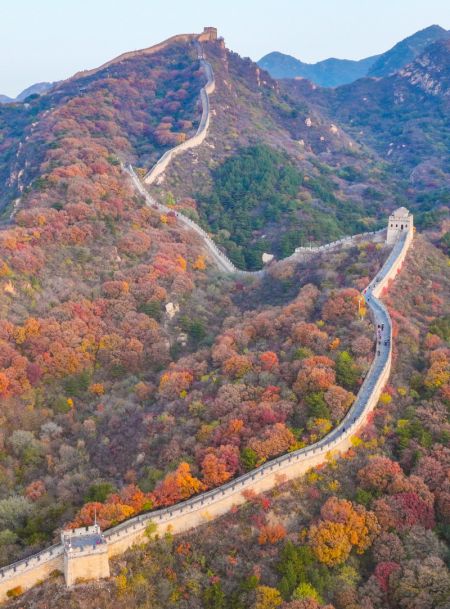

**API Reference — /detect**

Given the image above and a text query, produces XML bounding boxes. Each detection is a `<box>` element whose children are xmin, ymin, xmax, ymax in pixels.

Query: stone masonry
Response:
<box><xmin>61</xmin><ymin>525</ymin><xmax>110</xmax><ymax>587</ymax></box>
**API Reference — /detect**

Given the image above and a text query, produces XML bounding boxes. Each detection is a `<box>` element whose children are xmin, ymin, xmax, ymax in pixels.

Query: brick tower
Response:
<box><xmin>61</xmin><ymin>524</ymin><xmax>110</xmax><ymax>586</ymax></box>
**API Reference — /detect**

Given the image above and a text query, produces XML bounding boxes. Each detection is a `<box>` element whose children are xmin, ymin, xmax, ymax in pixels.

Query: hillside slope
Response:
<box><xmin>283</xmin><ymin>39</ymin><xmax>450</xmax><ymax>228</ymax></box>
<box><xmin>4</xmin><ymin>234</ymin><xmax>449</xmax><ymax>609</ymax></box>
<box><xmin>0</xmin><ymin>31</ymin><xmax>393</xmax><ymax>571</ymax></box>
<box><xmin>0</xmin><ymin>28</ymin><xmax>448</xmax><ymax>604</ymax></box>
<box><xmin>147</xmin><ymin>41</ymin><xmax>407</xmax><ymax>268</ymax></box>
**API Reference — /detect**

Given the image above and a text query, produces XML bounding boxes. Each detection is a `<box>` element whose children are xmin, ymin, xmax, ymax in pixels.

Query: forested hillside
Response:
<box><xmin>0</xmin><ymin>28</ymin><xmax>448</xmax><ymax>609</ymax></box>
<box><xmin>0</xmin><ymin>35</ymin><xmax>391</xmax><ymax>569</ymax></box>
<box><xmin>4</xmin><ymin>236</ymin><xmax>449</xmax><ymax>609</ymax></box>
<box><xmin>283</xmin><ymin>39</ymin><xmax>450</xmax><ymax>233</ymax></box>
<box><xmin>148</xmin><ymin>42</ymin><xmax>413</xmax><ymax>269</ymax></box>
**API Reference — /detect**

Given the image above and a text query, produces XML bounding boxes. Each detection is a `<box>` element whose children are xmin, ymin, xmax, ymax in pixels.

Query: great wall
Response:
<box><xmin>0</xmin><ymin>28</ymin><xmax>415</xmax><ymax>602</ymax></box>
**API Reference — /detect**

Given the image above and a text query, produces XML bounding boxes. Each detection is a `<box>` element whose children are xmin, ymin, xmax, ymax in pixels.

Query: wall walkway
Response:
<box><xmin>0</xmin><ymin>227</ymin><xmax>413</xmax><ymax>601</ymax></box>
<box><xmin>0</xmin><ymin>37</ymin><xmax>415</xmax><ymax>603</ymax></box>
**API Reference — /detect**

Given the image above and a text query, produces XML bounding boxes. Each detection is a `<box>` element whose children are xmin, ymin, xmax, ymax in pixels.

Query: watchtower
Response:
<box><xmin>386</xmin><ymin>207</ymin><xmax>413</xmax><ymax>245</ymax></box>
<box><xmin>61</xmin><ymin>524</ymin><xmax>110</xmax><ymax>587</ymax></box>
<box><xmin>198</xmin><ymin>27</ymin><xmax>218</xmax><ymax>42</ymax></box>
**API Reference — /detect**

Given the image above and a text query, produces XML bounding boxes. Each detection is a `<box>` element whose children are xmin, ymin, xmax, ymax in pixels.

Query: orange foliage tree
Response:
<box><xmin>308</xmin><ymin>496</ymin><xmax>380</xmax><ymax>566</ymax></box>
<box><xmin>258</xmin><ymin>523</ymin><xmax>287</xmax><ymax>545</ymax></box>
<box><xmin>259</xmin><ymin>351</ymin><xmax>279</xmax><ymax>371</ymax></box>
<box><xmin>151</xmin><ymin>462</ymin><xmax>205</xmax><ymax>507</ymax></box>
<box><xmin>249</xmin><ymin>423</ymin><xmax>295</xmax><ymax>460</ymax></box>
<box><xmin>159</xmin><ymin>370</ymin><xmax>194</xmax><ymax>399</ymax></box>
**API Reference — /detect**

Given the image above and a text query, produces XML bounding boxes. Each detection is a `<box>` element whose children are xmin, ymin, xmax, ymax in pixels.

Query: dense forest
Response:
<box><xmin>196</xmin><ymin>145</ymin><xmax>372</xmax><ymax>270</ymax></box>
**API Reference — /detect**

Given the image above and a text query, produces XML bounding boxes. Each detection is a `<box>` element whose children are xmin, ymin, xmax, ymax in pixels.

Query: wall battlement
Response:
<box><xmin>62</xmin><ymin>525</ymin><xmax>109</xmax><ymax>587</ymax></box>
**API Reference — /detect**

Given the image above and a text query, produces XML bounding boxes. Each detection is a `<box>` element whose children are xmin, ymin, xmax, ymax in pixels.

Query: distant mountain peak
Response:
<box><xmin>368</xmin><ymin>24</ymin><xmax>450</xmax><ymax>78</ymax></box>
<box><xmin>258</xmin><ymin>24</ymin><xmax>449</xmax><ymax>87</ymax></box>
<box><xmin>258</xmin><ymin>51</ymin><xmax>378</xmax><ymax>87</ymax></box>
<box><xmin>0</xmin><ymin>81</ymin><xmax>53</xmax><ymax>104</ymax></box>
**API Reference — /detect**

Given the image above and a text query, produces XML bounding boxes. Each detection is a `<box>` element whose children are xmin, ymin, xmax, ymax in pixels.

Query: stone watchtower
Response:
<box><xmin>386</xmin><ymin>207</ymin><xmax>414</xmax><ymax>245</ymax></box>
<box><xmin>61</xmin><ymin>524</ymin><xmax>110</xmax><ymax>587</ymax></box>
<box><xmin>198</xmin><ymin>27</ymin><xmax>218</xmax><ymax>42</ymax></box>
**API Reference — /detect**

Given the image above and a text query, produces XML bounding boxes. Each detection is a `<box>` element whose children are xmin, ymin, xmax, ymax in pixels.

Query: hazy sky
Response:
<box><xmin>1</xmin><ymin>0</ymin><xmax>449</xmax><ymax>97</ymax></box>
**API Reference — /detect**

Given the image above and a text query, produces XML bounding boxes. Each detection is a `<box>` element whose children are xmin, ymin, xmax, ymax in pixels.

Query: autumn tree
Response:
<box><xmin>152</xmin><ymin>462</ymin><xmax>205</xmax><ymax>507</ymax></box>
<box><xmin>308</xmin><ymin>497</ymin><xmax>380</xmax><ymax>566</ymax></box>
<box><xmin>258</xmin><ymin>523</ymin><xmax>287</xmax><ymax>545</ymax></box>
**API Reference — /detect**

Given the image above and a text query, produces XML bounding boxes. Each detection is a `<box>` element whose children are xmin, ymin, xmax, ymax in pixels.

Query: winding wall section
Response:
<box><xmin>0</xmin><ymin>226</ymin><xmax>413</xmax><ymax>600</ymax></box>
<box><xmin>143</xmin><ymin>42</ymin><xmax>215</xmax><ymax>186</ymax></box>
<box><xmin>0</xmin><ymin>35</ymin><xmax>415</xmax><ymax>602</ymax></box>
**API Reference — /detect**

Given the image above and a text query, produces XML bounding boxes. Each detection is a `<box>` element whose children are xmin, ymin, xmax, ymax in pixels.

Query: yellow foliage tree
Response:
<box><xmin>89</xmin><ymin>383</ymin><xmax>105</xmax><ymax>396</ymax></box>
<box><xmin>309</xmin><ymin>521</ymin><xmax>352</xmax><ymax>566</ymax></box>
<box><xmin>176</xmin><ymin>255</ymin><xmax>187</xmax><ymax>272</ymax></box>
<box><xmin>0</xmin><ymin>261</ymin><xmax>11</xmax><ymax>277</ymax></box>
<box><xmin>308</xmin><ymin>496</ymin><xmax>380</xmax><ymax>566</ymax></box>
<box><xmin>193</xmin><ymin>255</ymin><xmax>206</xmax><ymax>271</ymax></box>
<box><xmin>251</xmin><ymin>586</ymin><xmax>283</xmax><ymax>609</ymax></box>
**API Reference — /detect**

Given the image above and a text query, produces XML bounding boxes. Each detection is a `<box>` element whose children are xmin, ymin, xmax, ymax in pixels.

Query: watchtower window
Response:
<box><xmin>401</xmin><ymin>225</ymin><xmax>403</xmax><ymax>230</ymax></box>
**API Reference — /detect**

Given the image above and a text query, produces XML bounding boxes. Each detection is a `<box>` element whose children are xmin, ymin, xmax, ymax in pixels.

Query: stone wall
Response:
<box><xmin>64</xmin><ymin>548</ymin><xmax>110</xmax><ymax>587</ymax></box>
<box><xmin>0</xmin><ymin>548</ymin><xmax>63</xmax><ymax>602</ymax></box>
<box><xmin>0</xmin><ymin>227</ymin><xmax>412</xmax><ymax>603</ymax></box>
<box><xmin>144</xmin><ymin>45</ymin><xmax>216</xmax><ymax>186</ymax></box>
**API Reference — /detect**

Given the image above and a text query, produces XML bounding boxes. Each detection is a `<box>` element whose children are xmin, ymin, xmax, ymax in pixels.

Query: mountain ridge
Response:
<box><xmin>258</xmin><ymin>24</ymin><xmax>449</xmax><ymax>86</ymax></box>
<box><xmin>0</xmin><ymin>81</ymin><xmax>53</xmax><ymax>104</ymax></box>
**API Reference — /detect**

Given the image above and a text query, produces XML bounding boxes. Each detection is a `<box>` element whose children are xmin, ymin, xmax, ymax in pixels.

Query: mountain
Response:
<box><xmin>368</xmin><ymin>24</ymin><xmax>450</xmax><ymax>77</ymax></box>
<box><xmin>258</xmin><ymin>52</ymin><xmax>379</xmax><ymax>86</ymax></box>
<box><xmin>0</xmin><ymin>27</ymin><xmax>449</xmax><ymax>609</ymax></box>
<box><xmin>0</xmin><ymin>81</ymin><xmax>53</xmax><ymax>104</ymax></box>
<box><xmin>0</xmin><ymin>28</ymin><xmax>392</xmax><ymax>565</ymax></box>
<box><xmin>258</xmin><ymin>24</ymin><xmax>449</xmax><ymax>86</ymax></box>
<box><xmin>0</xmin><ymin>36</ymin><xmax>400</xmax><ymax>269</ymax></box>
<box><xmin>146</xmin><ymin>41</ymin><xmax>403</xmax><ymax>268</ymax></box>
<box><xmin>282</xmin><ymin>38</ymin><xmax>450</xmax><ymax>226</ymax></box>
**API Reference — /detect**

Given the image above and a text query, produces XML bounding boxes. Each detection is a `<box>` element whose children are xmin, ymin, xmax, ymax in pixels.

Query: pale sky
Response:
<box><xmin>0</xmin><ymin>0</ymin><xmax>449</xmax><ymax>97</ymax></box>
